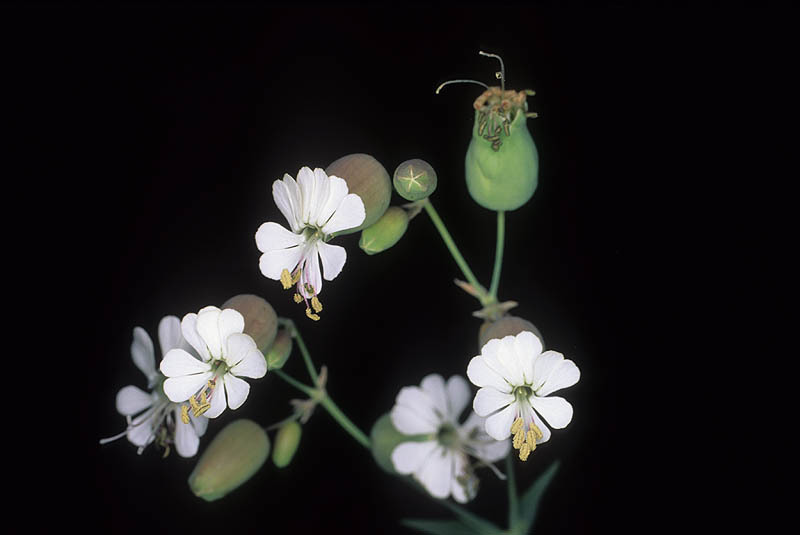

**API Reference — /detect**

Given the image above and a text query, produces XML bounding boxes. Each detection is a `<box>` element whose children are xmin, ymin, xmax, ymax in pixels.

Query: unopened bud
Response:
<box><xmin>188</xmin><ymin>419</ymin><xmax>270</xmax><ymax>502</ymax></box>
<box><xmin>221</xmin><ymin>294</ymin><xmax>278</xmax><ymax>352</ymax></box>
<box><xmin>264</xmin><ymin>328</ymin><xmax>292</xmax><ymax>370</ymax></box>
<box><xmin>359</xmin><ymin>206</ymin><xmax>409</xmax><ymax>255</ymax></box>
<box><xmin>272</xmin><ymin>421</ymin><xmax>302</xmax><ymax>468</ymax></box>
<box><xmin>478</xmin><ymin>316</ymin><xmax>544</xmax><ymax>349</ymax></box>
<box><xmin>326</xmin><ymin>153</ymin><xmax>391</xmax><ymax>234</ymax></box>
<box><xmin>393</xmin><ymin>158</ymin><xmax>437</xmax><ymax>201</ymax></box>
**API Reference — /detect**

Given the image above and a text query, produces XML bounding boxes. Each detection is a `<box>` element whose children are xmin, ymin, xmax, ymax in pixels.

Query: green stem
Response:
<box><xmin>279</xmin><ymin>317</ymin><xmax>318</xmax><ymax>383</ymax></box>
<box><xmin>272</xmin><ymin>370</ymin><xmax>371</xmax><ymax>450</ymax></box>
<box><xmin>423</xmin><ymin>200</ymin><xmax>490</xmax><ymax>303</ymax></box>
<box><xmin>507</xmin><ymin>454</ymin><xmax>519</xmax><ymax>530</ymax></box>
<box><xmin>489</xmin><ymin>210</ymin><xmax>505</xmax><ymax>298</ymax></box>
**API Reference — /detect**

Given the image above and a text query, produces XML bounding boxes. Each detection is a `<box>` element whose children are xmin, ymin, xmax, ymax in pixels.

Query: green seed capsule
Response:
<box><xmin>221</xmin><ymin>294</ymin><xmax>278</xmax><ymax>352</ymax></box>
<box><xmin>393</xmin><ymin>158</ymin><xmax>438</xmax><ymax>201</ymax></box>
<box><xmin>272</xmin><ymin>421</ymin><xmax>302</xmax><ymax>468</ymax></box>
<box><xmin>465</xmin><ymin>106</ymin><xmax>539</xmax><ymax>211</ymax></box>
<box><xmin>478</xmin><ymin>316</ymin><xmax>544</xmax><ymax>350</ymax></box>
<box><xmin>263</xmin><ymin>328</ymin><xmax>292</xmax><ymax>370</ymax></box>
<box><xmin>358</xmin><ymin>206</ymin><xmax>409</xmax><ymax>255</ymax></box>
<box><xmin>188</xmin><ymin>419</ymin><xmax>270</xmax><ymax>502</ymax></box>
<box><xmin>326</xmin><ymin>153</ymin><xmax>392</xmax><ymax>234</ymax></box>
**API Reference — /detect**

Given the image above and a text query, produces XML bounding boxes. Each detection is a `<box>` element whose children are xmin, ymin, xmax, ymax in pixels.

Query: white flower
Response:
<box><xmin>255</xmin><ymin>166</ymin><xmax>365</xmax><ymax>320</ymax></box>
<box><xmin>159</xmin><ymin>306</ymin><xmax>267</xmax><ymax>418</ymax></box>
<box><xmin>389</xmin><ymin>374</ymin><xmax>510</xmax><ymax>503</ymax></box>
<box><xmin>100</xmin><ymin>316</ymin><xmax>208</xmax><ymax>457</ymax></box>
<box><xmin>467</xmin><ymin>331</ymin><xmax>580</xmax><ymax>461</ymax></box>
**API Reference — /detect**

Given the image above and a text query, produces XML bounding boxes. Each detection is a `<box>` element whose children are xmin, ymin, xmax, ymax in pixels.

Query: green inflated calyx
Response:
<box><xmin>326</xmin><ymin>153</ymin><xmax>391</xmax><ymax>234</ymax></box>
<box><xmin>478</xmin><ymin>315</ymin><xmax>544</xmax><ymax>350</ymax></box>
<box><xmin>221</xmin><ymin>294</ymin><xmax>278</xmax><ymax>352</ymax></box>
<box><xmin>359</xmin><ymin>206</ymin><xmax>409</xmax><ymax>255</ymax></box>
<box><xmin>465</xmin><ymin>87</ymin><xmax>539</xmax><ymax>211</ymax></box>
<box><xmin>264</xmin><ymin>328</ymin><xmax>292</xmax><ymax>370</ymax></box>
<box><xmin>370</xmin><ymin>413</ymin><xmax>430</xmax><ymax>474</ymax></box>
<box><xmin>393</xmin><ymin>158</ymin><xmax>437</xmax><ymax>201</ymax></box>
<box><xmin>188</xmin><ymin>419</ymin><xmax>270</xmax><ymax>502</ymax></box>
<box><xmin>272</xmin><ymin>421</ymin><xmax>302</xmax><ymax>468</ymax></box>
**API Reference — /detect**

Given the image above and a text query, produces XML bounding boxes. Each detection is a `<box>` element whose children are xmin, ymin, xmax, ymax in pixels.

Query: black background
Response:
<box><xmin>9</xmin><ymin>3</ymin><xmax>787</xmax><ymax>533</ymax></box>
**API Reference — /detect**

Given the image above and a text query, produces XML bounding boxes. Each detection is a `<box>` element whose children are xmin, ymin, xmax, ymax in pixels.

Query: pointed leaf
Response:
<box><xmin>517</xmin><ymin>460</ymin><xmax>560</xmax><ymax>532</ymax></box>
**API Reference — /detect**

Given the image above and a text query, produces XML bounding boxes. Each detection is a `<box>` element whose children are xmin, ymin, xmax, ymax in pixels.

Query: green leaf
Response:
<box><xmin>438</xmin><ymin>498</ymin><xmax>503</xmax><ymax>534</ymax></box>
<box><xmin>517</xmin><ymin>460</ymin><xmax>560</xmax><ymax>533</ymax></box>
<box><xmin>401</xmin><ymin>518</ymin><xmax>484</xmax><ymax>535</ymax></box>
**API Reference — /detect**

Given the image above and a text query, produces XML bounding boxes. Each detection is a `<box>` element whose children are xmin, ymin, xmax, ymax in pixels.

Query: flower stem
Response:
<box><xmin>489</xmin><ymin>210</ymin><xmax>505</xmax><ymax>299</ymax></box>
<box><xmin>423</xmin><ymin>200</ymin><xmax>490</xmax><ymax>304</ymax></box>
<box><xmin>506</xmin><ymin>454</ymin><xmax>519</xmax><ymax>529</ymax></box>
<box><xmin>279</xmin><ymin>318</ymin><xmax>318</xmax><ymax>383</ymax></box>
<box><xmin>273</xmin><ymin>368</ymin><xmax>371</xmax><ymax>449</ymax></box>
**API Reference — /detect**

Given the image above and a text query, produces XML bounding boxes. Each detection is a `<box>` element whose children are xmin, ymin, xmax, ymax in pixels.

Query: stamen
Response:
<box><xmin>311</xmin><ymin>296</ymin><xmax>323</xmax><ymax>313</ymax></box>
<box><xmin>526</xmin><ymin>429</ymin><xmax>538</xmax><ymax>452</ymax></box>
<box><xmin>293</xmin><ymin>293</ymin><xmax>303</xmax><ymax>303</ymax></box>
<box><xmin>513</xmin><ymin>429</ymin><xmax>525</xmax><ymax>450</ymax></box>
<box><xmin>180</xmin><ymin>404</ymin><xmax>190</xmax><ymax>424</ymax></box>
<box><xmin>519</xmin><ymin>443</ymin><xmax>531</xmax><ymax>462</ymax></box>
<box><xmin>291</xmin><ymin>270</ymin><xmax>301</xmax><ymax>284</ymax></box>
<box><xmin>305</xmin><ymin>308</ymin><xmax>320</xmax><ymax>321</ymax></box>
<box><xmin>280</xmin><ymin>269</ymin><xmax>293</xmax><ymax>290</ymax></box>
<box><xmin>510</xmin><ymin>417</ymin><xmax>524</xmax><ymax>435</ymax></box>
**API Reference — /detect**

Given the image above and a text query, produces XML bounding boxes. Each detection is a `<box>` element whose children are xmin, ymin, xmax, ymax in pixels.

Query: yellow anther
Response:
<box><xmin>291</xmin><ymin>270</ymin><xmax>301</xmax><ymax>284</ymax></box>
<box><xmin>280</xmin><ymin>269</ymin><xmax>293</xmax><ymax>290</ymax></box>
<box><xmin>526</xmin><ymin>429</ymin><xmax>538</xmax><ymax>452</ymax></box>
<box><xmin>193</xmin><ymin>403</ymin><xmax>210</xmax><ymax>417</ymax></box>
<box><xmin>180</xmin><ymin>405</ymin><xmax>190</xmax><ymax>424</ymax></box>
<box><xmin>311</xmin><ymin>296</ymin><xmax>323</xmax><ymax>313</ymax></box>
<box><xmin>530</xmin><ymin>422</ymin><xmax>543</xmax><ymax>440</ymax></box>
<box><xmin>512</xmin><ymin>429</ymin><xmax>525</xmax><ymax>450</ymax></box>
<box><xmin>305</xmin><ymin>308</ymin><xmax>321</xmax><ymax>321</ymax></box>
<box><xmin>510</xmin><ymin>417</ymin><xmax>524</xmax><ymax>435</ymax></box>
<box><xmin>293</xmin><ymin>293</ymin><xmax>303</xmax><ymax>303</ymax></box>
<box><xmin>188</xmin><ymin>394</ymin><xmax>200</xmax><ymax>411</ymax></box>
<box><xmin>519</xmin><ymin>443</ymin><xmax>531</xmax><ymax>462</ymax></box>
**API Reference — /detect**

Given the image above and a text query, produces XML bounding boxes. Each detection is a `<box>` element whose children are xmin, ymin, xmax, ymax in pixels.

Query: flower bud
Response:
<box><xmin>221</xmin><ymin>294</ymin><xmax>278</xmax><ymax>352</ymax></box>
<box><xmin>478</xmin><ymin>316</ymin><xmax>544</xmax><ymax>349</ymax></box>
<box><xmin>465</xmin><ymin>88</ymin><xmax>539</xmax><ymax>211</ymax></box>
<box><xmin>272</xmin><ymin>421</ymin><xmax>302</xmax><ymax>468</ymax></box>
<box><xmin>188</xmin><ymin>419</ymin><xmax>270</xmax><ymax>502</ymax></box>
<box><xmin>358</xmin><ymin>206</ymin><xmax>409</xmax><ymax>255</ymax></box>
<box><xmin>263</xmin><ymin>328</ymin><xmax>292</xmax><ymax>370</ymax></box>
<box><xmin>370</xmin><ymin>413</ymin><xmax>429</xmax><ymax>474</ymax></box>
<box><xmin>393</xmin><ymin>158</ymin><xmax>437</xmax><ymax>201</ymax></box>
<box><xmin>326</xmin><ymin>153</ymin><xmax>391</xmax><ymax>234</ymax></box>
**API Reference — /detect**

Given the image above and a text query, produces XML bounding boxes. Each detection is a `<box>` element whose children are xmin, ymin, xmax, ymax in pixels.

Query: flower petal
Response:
<box><xmin>181</xmin><ymin>313</ymin><xmax>210</xmax><ymax>362</ymax></box>
<box><xmin>320</xmin><ymin>193</ymin><xmax>365</xmax><ymax>235</ymax></box>
<box><xmin>297</xmin><ymin>166</ymin><xmax>318</xmax><ymax>223</ymax></box>
<box><xmin>466</xmin><ymin>355</ymin><xmax>512</xmax><ymax>393</ymax></box>
<box><xmin>390</xmin><ymin>440</ymin><xmax>437</xmax><ymax>474</ymax></box>
<box><xmin>311</xmin><ymin>168</ymin><xmax>331</xmax><ymax>224</ymax></box>
<box><xmin>420</xmin><ymin>374</ymin><xmax>448</xmax><ymax>419</ymax></box>
<box><xmin>223</xmin><ymin>373</ymin><xmax>250</xmax><ymax>410</ymax></box>
<box><xmin>316</xmin><ymin>175</ymin><xmax>349</xmax><ymax>227</ymax></box>
<box><xmin>259</xmin><ymin>246</ymin><xmax>306</xmax><ymax>280</ymax></box>
<box><xmin>196</xmin><ymin>306</ymin><xmax>223</xmax><ymax>358</ymax></box>
<box><xmin>273</xmin><ymin>175</ymin><xmax>302</xmax><ymax>232</ymax></box>
<box><xmin>473</xmin><ymin>387</ymin><xmax>514</xmax><ymax>417</ymax></box>
<box><xmin>218</xmin><ymin>308</ymin><xmax>245</xmax><ymax>354</ymax></box>
<box><xmin>204</xmin><ymin>378</ymin><xmax>227</xmax><ymax>418</ymax></box>
<box><xmin>529</xmin><ymin>406</ymin><xmax>551</xmax><ymax>444</ymax></box>
<box><xmin>391</xmin><ymin>386</ymin><xmax>439</xmax><ymax>434</ymax></box>
<box><xmin>157</xmin><ymin>315</ymin><xmax>183</xmax><ymax>356</ymax></box>
<box><xmin>131</xmin><ymin>327</ymin><xmax>156</xmax><ymax>382</ymax></box>
<box><xmin>174</xmin><ymin>409</ymin><xmax>200</xmax><ymax>457</ymax></box>
<box><xmin>316</xmin><ymin>241</ymin><xmax>347</xmax><ymax>281</ymax></box>
<box><xmin>484</xmin><ymin>402</ymin><xmax>518</xmax><ymax>441</ymax></box>
<box><xmin>115</xmin><ymin>385</ymin><xmax>153</xmax><ymax>416</ymax></box>
<box><xmin>255</xmin><ymin>221</ymin><xmax>304</xmax><ymax>252</ymax></box>
<box><xmin>127</xmin><ymin>410</ymin><xmax>157</xmax><ymax>448</ymax></box>
<box><xmin>450</xmin><ymin>453</ymin><xmax>475</xmax><ymax>503</ymax></box>
<box><xmin>534</xmin><ymin>351</ymin><xmax>580</xmax><ymax>397</ymax></box>
<box><xmin>530</xmin><ymin>395</ymin><xmax>573</xmax><ymax>429</ymax></box>
<box><xmin>416</xmin><ymin>447</ymin><xmax>453</xmax><ymax>499</ymax></box>
<box><xmin>191</xmin><ymin>413</ymin><xmax>208</xmax><ymax>437</ymax></box>
<box><xmin>226</xmin><ymin>333</ymin><xmax>266</xmax><ymax>377</ymax></box>
<box><xmin>162</xmin><ymin>372</ymin><xmax>213</xmax><ymax>402</ymax></box>
<box><xmin>160</xmin><ymin>348</ymin><xmax>211</xmax><ymax>377</ymax></box>
<box><xmin>300</xmin><ymin>245</ymin><xmax>323</xmax><ymax>297</ymax></box>
<box><xmin>494</xmin><ymin>336</ymin><xmax>525</xmax><ymax>386</ymax></box>
<box><xmin>446</xmin><ymin>375</ymin><xmax>471</xmax><ymax>421</ymax></box>
<box><xmin>514</xmin><ymin>331</ymin><xmax>542</xmax><ymax>383</ymax></box>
